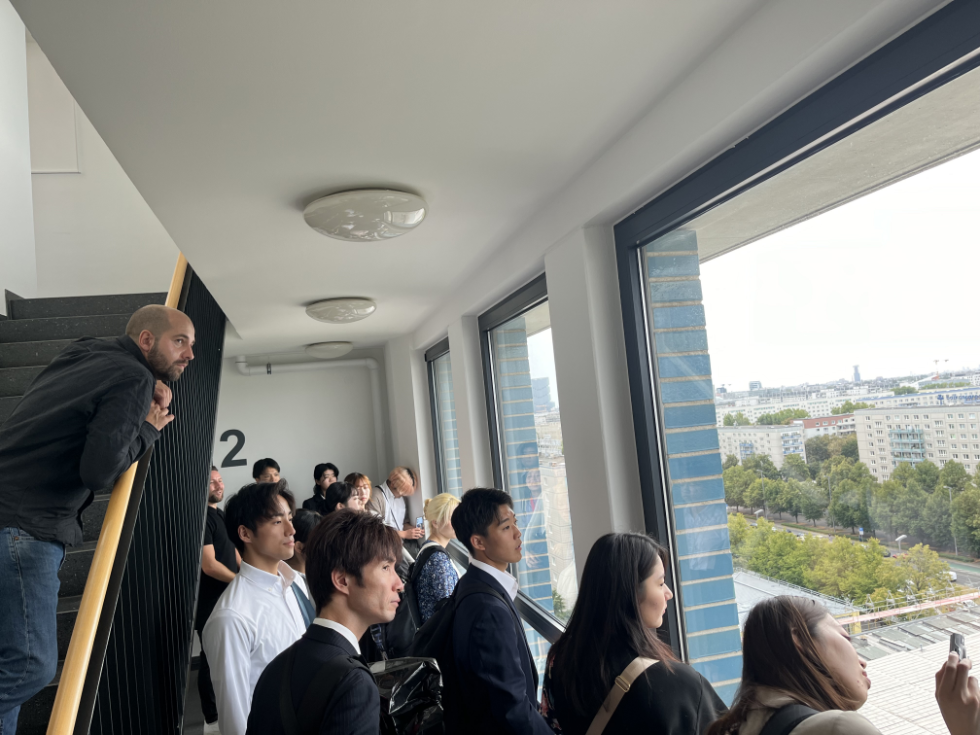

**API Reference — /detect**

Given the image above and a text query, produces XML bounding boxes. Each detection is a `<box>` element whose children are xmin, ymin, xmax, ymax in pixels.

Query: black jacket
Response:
<box><xmin>449</xmin><ymin>565</ymin><xmax>552</xmax><ymax>735</ymax></box>
<box><xmin>0</xmin><ymin>336</ymin><xmax>159</xmax><ymax>546</ymax></box>
<box><xmin>246</xmin><ymin>624</ymin><xmax>379</xmax><ymax>735</ymax></box>
<box><xmin>302</xmin><ymin>492</ymin><xmax>331</xmax><ymax>515</ymax></box>
<box><xmin>543</xmin><ymin>646</ymin><xmax>726</xmax><ymax>735</ymax></box>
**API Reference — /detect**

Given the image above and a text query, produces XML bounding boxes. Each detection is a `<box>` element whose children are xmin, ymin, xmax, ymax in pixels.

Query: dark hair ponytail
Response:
<box><xmin>549</xmin><ymin>532</ymin><xmax>676</xmax><ymax>719</ymax></box>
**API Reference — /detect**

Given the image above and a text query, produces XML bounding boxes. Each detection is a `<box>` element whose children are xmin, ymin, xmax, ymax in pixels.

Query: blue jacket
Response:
<box><xmin>450</xmin><ymin>565</ymin><xmax>552</xmax><ymax>735</ymax></box>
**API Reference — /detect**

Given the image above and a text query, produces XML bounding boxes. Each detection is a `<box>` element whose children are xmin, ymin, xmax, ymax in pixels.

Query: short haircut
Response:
<box><xmin>211</xmin><ymin>465</ymin><xmax>218</xmax><ymax>473</ymax></box>
<box><xmin>451</xmin><ymin>487</ymin><xmax>514</xmax><ymax>554</ymax></box>
<box><xmin>305</xmin><ymin>509</ymin><xmax>401</xmax><ymax>611</ymax></box>
<box><xmin>424</xmin><ymin>493</ymin><xmax>460</xmax><ymax>527</ymax></box>
<box><xmin>252</xmin><ymin>457</ymin><xmax>281</xmax><ymax>479</ymax></box>
<box><xmin>322</xmin><ymin>482</ymin><xmax>354</xmax><ymax>513</ymax></box>
<box><xmin>344</xmin><ymin>472</ymin><xmax>371</xmax><ymax>487</ymax></box>
<box><xmin>292</xmin><ymin>509</ymin><xmax>322</xmax><ymax>545</ymax></box>
<box><xmin>224</xmin><ymin>481</ymin><xmax>295</xmax><ymax>554</ymax></box>
<box><xmin>314</xmin><ymin>462</ymin><xmax>340</xmax><ymax>482</ymax></box>
<box><xmin>125</xmin><ymin>304</ymin><xmax>175</xmax><ymax>341</ymax></box>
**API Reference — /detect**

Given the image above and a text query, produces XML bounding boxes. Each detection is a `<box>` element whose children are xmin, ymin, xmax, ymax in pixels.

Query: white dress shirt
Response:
<box><xmin>375</xmin><ymin>481</ymin><xmax>406</xmax><ymax>530</ymax></box>
<box><xmin>469</xmin><ymin>559</ymin><xmax>519</xmax><ymax>600</ymax></box>
<box><xmin>202</xmin><ymin>560</ymin><xmax>309</xmax><ymax>735</ymax></box>
<box><xmin>312</xmin><ymin>618</ymin><xmax>361</xmax><ymax>654</ymax></box>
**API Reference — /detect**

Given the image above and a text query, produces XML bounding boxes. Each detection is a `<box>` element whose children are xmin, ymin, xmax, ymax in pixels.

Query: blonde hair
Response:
<box><xmin>424</xmin><ymin>493</ymin><xmax>460</xmax><ymax>528</ymax></box>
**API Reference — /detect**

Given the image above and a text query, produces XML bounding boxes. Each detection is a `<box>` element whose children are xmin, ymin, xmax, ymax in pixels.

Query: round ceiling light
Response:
<box><xmin>303</xmin><ymin>189</ymin><xmax>427</xmax><ymax>242</ymax></box>
<box><xmin>305</xmin><ymin>341</ymin><xmax>354</xmax><ymax>359</ymax></box>
<box><xmin>306</xmin><ymin>297</ymin><xmax>377</xmax><ymax>324</ymax></box>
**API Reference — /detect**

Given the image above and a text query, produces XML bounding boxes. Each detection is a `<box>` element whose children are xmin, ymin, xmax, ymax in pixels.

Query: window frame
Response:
<box><xmin>614</xmin><ymin>0</ymin><xmax>980</xmax><ymax>661</ymax></box>
<box><xmin>425</xmin><ymin>337</ymin><xmax>453</xmax><ymax>496</ymax></box>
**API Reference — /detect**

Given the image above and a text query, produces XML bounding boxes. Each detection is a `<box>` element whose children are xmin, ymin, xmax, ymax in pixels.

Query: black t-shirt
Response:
<box><xmin>196</xmin><ymin>506</ymin><xmax>238</xmax><ymax>628</ymax></box>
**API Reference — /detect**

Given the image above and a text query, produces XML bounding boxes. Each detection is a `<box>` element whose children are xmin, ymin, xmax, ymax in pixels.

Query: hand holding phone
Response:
<box><xmin>952</xmin><ymin>633</ymin><xmax>968</xmax><ymax>661</ymax></box>
<box><xmin>416</xmin><ymin>516</ymin><xmax>425</xmax><ymax>529</ymax></box>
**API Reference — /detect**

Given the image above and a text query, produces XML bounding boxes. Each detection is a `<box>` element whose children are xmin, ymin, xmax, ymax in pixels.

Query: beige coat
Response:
<box><xmin>738</xmin><ymin>689</ymin><xmax>881</xmax><ymax>735</ymax></box>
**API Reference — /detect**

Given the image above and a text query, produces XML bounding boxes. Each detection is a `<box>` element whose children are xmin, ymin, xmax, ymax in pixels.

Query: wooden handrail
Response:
<box><xmin>47</xmin><ymin>253</ymin><xmax>189</xmax><ymax>735</ymax></box>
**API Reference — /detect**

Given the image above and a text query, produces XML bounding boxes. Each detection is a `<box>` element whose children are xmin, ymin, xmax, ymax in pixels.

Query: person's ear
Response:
<box><xmin>336</xmin><ymin>502</ymin><xmax>344</xmax><ymax>512</ymax></box>
<box><xmin>470</xmin><ymin>534</ymin><xmax>487</xmax><ymax>553</ymax></box>
<box><xmin>295</xmin><ymin>541</ymin><xmax>305</xmax><ymax>556</ymax></box>
<box><xmin>331</xmin><ymin>569</ymin><xmax>352</xmax><ymax>598</ymax></box>
<box><xmin>238</xmin><ymin>525</ymin><xmax>252</xmax><ymax>547</ymax></box>
<box><xmin>137</xmin><ymin>329</ymin><xmax>156</xmax><ymax>353</ymax></box>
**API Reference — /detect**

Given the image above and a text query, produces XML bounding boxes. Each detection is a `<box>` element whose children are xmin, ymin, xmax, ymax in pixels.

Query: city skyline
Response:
<box><xmin>700</xmin><ymin>146</ymin><xmax>980</xmax><ymax>392</ymax></box>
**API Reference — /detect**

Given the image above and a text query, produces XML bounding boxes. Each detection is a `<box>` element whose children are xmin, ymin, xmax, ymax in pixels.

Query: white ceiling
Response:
<box><xmin>12</xmin><ymin>0</ymin><xmax>769</xmax><ymax>355</ymax></box>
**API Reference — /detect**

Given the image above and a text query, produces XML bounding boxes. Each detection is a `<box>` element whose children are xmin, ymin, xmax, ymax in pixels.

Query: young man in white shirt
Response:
<box><xmin>366</xmin><ymin>467</ymin><xmax>424</xmax><ymax>542</ymax></box>
<box><xmin>202</xmin><ymin>481</ymin><xmax>314</xmax><ymax>735</ymax></box>
<box><xmin>245</xmin><ymin>509</ymin><xmax>404</xmax><ymax>735</ymax></box>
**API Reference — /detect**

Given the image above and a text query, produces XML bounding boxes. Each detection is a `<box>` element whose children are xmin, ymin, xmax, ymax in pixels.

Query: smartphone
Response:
<box><xmin>415</xmin><ymin>516</ymin><xmax>425</xmax><ymax>529</ymax></box>
<box><xmin>951</xmin><ymin>633</ymin><xmax>967</xmax><ymax>660</ymax></box>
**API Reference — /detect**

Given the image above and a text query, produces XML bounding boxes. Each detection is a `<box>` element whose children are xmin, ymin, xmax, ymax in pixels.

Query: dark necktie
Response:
<box><xmin>291</xmin><ymin>583</ymin><xmax>315</xmax><ymax>627</ymax></box>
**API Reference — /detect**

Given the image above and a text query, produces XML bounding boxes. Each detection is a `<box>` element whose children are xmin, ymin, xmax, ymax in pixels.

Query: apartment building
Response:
<box><xmin>855</xmin><ymin>407</ymin><xmax>980</xmax><ymax>480</ymax></box>
<box><xmin>717</xmin><ymin>424</ymin><xmax>806</xmax><ymax>469</ymax></box>
<box><xmin>798</xmin><ymin>414</ymin><xmax>856</xmax><ymax>439</ymax></box>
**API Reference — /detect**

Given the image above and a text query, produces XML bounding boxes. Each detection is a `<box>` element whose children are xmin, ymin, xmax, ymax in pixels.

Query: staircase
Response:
<box><xmin>0</xmin><ymin>292</ymin><xmax>167</xmax><ymax>735</ymax></box>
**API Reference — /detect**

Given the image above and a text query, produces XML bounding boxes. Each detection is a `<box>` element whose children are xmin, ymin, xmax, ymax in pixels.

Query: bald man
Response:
<box><xmin>0</xmin><ymin>304</ymin><xmax>194</xmax><ymax>732</ymax></box>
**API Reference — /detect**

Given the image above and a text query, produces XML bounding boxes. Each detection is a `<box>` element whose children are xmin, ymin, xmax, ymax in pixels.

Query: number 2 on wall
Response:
<box><xmin>219</xmin><ymin>429</ymin><xmax>247</xmax><ymax>468</ymax></box>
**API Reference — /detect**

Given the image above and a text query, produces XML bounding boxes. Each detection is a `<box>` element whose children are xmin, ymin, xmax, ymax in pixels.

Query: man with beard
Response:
<box><xmin>0</xmin><ymin>304</ymin><xmax>193</xmax><ymax>733</ymax></box>
<box><xmin>196</xmin><ymin>467</ymin><xmax>240</xmax><ymax>734</ymax></box>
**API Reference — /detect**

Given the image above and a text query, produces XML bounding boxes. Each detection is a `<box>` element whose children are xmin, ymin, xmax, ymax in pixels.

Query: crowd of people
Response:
<box><xmin>0</xmin><ymin>306</ymin><xmax>977</xmax><ymax>735</ymax></box>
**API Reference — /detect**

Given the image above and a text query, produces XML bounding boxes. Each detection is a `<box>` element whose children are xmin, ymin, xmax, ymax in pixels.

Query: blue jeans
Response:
<box><xmin>0</xmin><ymin>527</ymin><xmax>65</xmax><ymax>734</ymax></box>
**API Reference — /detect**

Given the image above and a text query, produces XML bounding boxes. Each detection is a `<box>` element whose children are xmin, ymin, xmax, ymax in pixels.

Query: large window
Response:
<box><xmin>480</xmin><ymin>275</ymin><xmax>577</xmax><ymax>681</ymax></box>
<box><xmin>426</xmin><ymin>338</ymin><xmax>463</xmax><ymax>497</ymax></box>
<box><xmin>616</xmin><ymin>0</ymin><xmax>980</xmax><ymax>713</ymax></box>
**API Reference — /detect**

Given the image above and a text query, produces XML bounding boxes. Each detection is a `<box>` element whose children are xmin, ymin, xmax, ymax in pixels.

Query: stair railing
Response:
<box><xmin>46</xmin><ymin>254</ymin><xmax>188</xmax><ymax>735</ymax></box>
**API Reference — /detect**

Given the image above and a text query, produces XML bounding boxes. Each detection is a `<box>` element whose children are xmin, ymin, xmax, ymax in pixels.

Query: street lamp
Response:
<box><xmin>945</xmin><ymin>485</ymin><xmax>959</xmax><ymax>556</ymax></box>
<box><xmin>896</xmin><ymin>534</ymin><xmax>908</xmax><ymax>554</ymax></box>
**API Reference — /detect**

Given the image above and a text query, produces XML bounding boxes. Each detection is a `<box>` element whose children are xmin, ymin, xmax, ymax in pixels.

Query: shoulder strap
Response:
<box><xmin>585</xmin><ymin>657</ymin><xmax>659</xmax><ymax>735</ymax></box>
<box><xmin>759</xmin><ymin>704</ymin><xmax>819</xmax><ymax>735</ymax></box>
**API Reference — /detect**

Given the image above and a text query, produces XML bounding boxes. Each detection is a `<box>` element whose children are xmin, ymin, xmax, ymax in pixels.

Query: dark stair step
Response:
<box><xmin>82</xmin><ymin>496</ymin><xmax>110</xmax><ymax>543</ymax></box>
<box><xmin>9</xmin><ymin>292</ymin><xmax>167</xmax><ymax>321</ymax></box>
<box><xmin>59</xmin><ymin>541</ymin><xmax>98</xmax><ymax>598</ymax></box>
<box><xmin>0</xmin><ymin>396</ymin><xmax>18</xmax><ymax>425</ymax></box>
<box><xmin>0</xmin><ymin>315</ymin><xmax>130</xmax><ymax>344</ymax></box>
<box><xmin>0</xmin><ymin>366</ymin><xmax>44</xmax><ymax>398</ymax></box>
<box><xmin>0</xmin><ymin>340</ymin><xmax>72</xmax><ymax>369</ymax></box>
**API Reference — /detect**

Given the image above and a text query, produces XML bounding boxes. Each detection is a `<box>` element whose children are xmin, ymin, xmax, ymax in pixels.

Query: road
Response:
<box><xmin>947</xmin><ymin>561</ymin><xmax>980</xmax><ymax>588</ymax></box>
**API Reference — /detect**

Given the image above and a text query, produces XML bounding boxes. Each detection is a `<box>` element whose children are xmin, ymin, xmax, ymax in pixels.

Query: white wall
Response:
<box><xmin>27</xmin><ymin>38</ymin><xmax>177</xmax><ymax>298</ymax></box>
<box><xmin>0</xmin><ymin>0</ymin><xmax>36</xmax><ymax>311</ymax></box>
<box><xmin>212</xmin><ymin>350</ymin><xmax>389</xmax><ymax>509</ymax></box>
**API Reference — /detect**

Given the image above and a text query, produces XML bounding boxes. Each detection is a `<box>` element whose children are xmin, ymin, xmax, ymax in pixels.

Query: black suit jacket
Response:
<box><xmin>246</xmin><ymin>624</ymin><xmax>379</xmax><ymax>735</ymax></box>
<box><xmin>302</xmin><ymin>493</ymin><xmax>330</xmax><ymax>515</ymax></box>
<box><xmin>449</xmin><ymin>565</ymin><xmax>552</xmax><ymax>735</ymax></box>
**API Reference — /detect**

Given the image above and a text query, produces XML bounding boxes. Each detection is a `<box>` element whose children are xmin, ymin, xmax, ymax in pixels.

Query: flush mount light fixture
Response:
<box><xmin>305</xmin><ymin>341</ymin><xmax>354</xmax><ymax>359</ymax></box>
<box><xmin>306</xmin><ymin>297</ymin><xmax>377</xmax><ymax>324</ymax></box>
<box><xmin>303</xmin><ymin>189</ymin><xmax>427</xmax><ymax>242</ymax></box>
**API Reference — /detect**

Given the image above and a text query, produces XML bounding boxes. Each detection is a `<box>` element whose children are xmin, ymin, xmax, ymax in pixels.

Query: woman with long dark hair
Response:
<box><xmin>542</xmin><ymin>532</ymin><xmax>725</xmax><ymax>735</ymax></box>
<box><xmin>707</xmin><ymin>596</ymin><xmax>879</xmax><ymax>735</ymax></box>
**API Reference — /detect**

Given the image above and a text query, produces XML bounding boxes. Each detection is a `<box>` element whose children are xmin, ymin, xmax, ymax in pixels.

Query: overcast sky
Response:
<box><xmin>700</xmin><ymin>146</ymin><xmax>980</xmax><ymax>392</ymax></box>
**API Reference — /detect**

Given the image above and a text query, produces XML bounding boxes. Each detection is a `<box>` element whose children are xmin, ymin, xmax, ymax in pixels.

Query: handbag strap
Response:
<box><xmin>585</xmin><ymin>656</ymin><xmax>659</xmax><ymax>735</ymax></box>
<box><xmin>759</xmin><ymin>704</ymin><xmax>819</xmax><ymax>735</ymax></box>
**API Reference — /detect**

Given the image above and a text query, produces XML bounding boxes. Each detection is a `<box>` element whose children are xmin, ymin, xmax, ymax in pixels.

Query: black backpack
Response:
<box><xmin>385</xmin><ymin>543</ymin><xmax>449</xmax><ymax>658</ymax></box>
<box><xmin>759</xmin><ymin>704</ymin><xmax>818</xmax><ymax>735</ymax></box>
<box><xmin>406</xmin><ymin>581</ymin><xmax>514</xmax><ymax>733</ymax></box>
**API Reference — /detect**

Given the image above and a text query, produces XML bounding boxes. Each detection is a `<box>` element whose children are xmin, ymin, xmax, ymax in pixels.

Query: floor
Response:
<box><xmin>181</xmin><ymin>659</ymin><xmax>206</xmax><ymax>735</ymax></box>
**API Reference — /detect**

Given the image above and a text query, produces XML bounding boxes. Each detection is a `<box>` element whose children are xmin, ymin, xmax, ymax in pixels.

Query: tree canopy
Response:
<box><xmin>831</xmin><ymin>401</ymin><xmax>873</xmax><ymax>415</ymax></box>
<box><xmin>756</xmin><ymin>408</ymin><xmax>810</xmax><ymax>425</ymax></box>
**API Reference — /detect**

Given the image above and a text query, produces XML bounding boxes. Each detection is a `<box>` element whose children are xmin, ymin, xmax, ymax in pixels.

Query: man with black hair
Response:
<box><xmin>196</xmin><ymin>466</ymin><xmax>240</xmax><ymax>734</ymax></box>
<box><xmin>448</xmin><ymin>487</ymin><xmax>552</xmax><ymax>735</ymax></box>
<box><xmin>0</xmin><ymin>304</ymin><xmax>193</xmax><ymax>733</ymax></box>
<box><xmin>252</xmin><ymin>457</ymin><xmax>281</xmax><ymax>483</ymax></box>
<box><xmin>246</xmin><ymin>510</ymin><xmax>404</xmax><ymax>735</ymax></box>
<box><xmin>202</xmin><ymin>481</ymin><xmax>312</xmax><ymax>735</ymax></box>
<box><xmin>303</xmin><ymin>462</ymin><xmax>340</xmax><ymax>513</ymax></box>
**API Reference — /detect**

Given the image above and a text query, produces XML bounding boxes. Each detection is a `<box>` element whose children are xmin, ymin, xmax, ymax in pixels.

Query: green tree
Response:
<box><xmin>805</xmin><ymin>435</ymin><xmax>833</xmax><ymax>466</ymax></box>
<box><xmin>727</xmin><ymin>512</ymin><xmax>751</xmax><ymax>557</ymax></box>
<box><xmin>953</xmin><ymin>486</ymin><xmax>980</xmax><ymax>557</ymax></box>
<box><xmin>723</xmin><ymin>465</ymin><xmax>756</xmax><ymax>510</ymax></box>
<box><xmin>781</xmin><ymin>453</ymin><xmax>811</xmax><ymax>482</ymax></box>
<box><xmin>743</xmin><ymin>454</ymin><xmax>780</xmax><ymax>480</ymax></box>
<box><xmin>840</xmin><ymin>435</ymin><xmax>859</xmax><ymax>461</ymax></box>
<box><xmin>723</xmin><ymin>454</ymin><xmax>740</xmax><ymax>471</ymax></box>
<box><xmin>896</xmin><ymin>544</ymin><xmax>951</xmax><ymax>596</ymax></box>
<box><xmin>723</xmin><ymin>412</ymin><xmax>751</xmax><ymax>426</ymax></box>
<box><xmin>940</xmin><ymin>461</ymin><xmax>971</xmax><ymax>494</ymax></box>
<box><xmin>745</xmin><ymin>478</ymin><xmax>766</xmax><ymax>511</ymax></box>
<box><xmin>921</xmin><ymin>492</ymin><xmax>953</xmax><ymax>549</ymax></box>
<box><xmin>893</xmin><ymin>386</ymin><xmax>918</xmax><ymax>396</ymax></box>
<box><xmin>756</xmin><ymin>408</ymin><xmax>809</xmax><ymax>426</ymax></box>
<box><xmin>800</xmin><ymin>480</ymin><xmax>829</xmax><ymax>526</ymax></box>
<box><xmin>915</xmin><ymin>461</ymin><xmax>941</xmax><ymax>493</ymax></box>
<box><xmin>831</xmin><ymin>401</ymin><xmax>873</xmax><ymax>415</ymax></box>
<box><xmin>811</xmin><ymin>536</ymin><xmax>861</xmax><ymax>598</ymax></box>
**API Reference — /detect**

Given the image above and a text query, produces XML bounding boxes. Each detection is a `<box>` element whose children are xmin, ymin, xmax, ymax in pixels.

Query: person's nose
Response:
<box><xmin>285</xmin><ymin>518</ymin><xmax>296</xmax><ymax>536</ymax></box>
<box><xmin>394</xmin><ymin>572</ymin><xmax>405</xmax><ymax>592</ymax></box>
<box><xmin>665</xmin><ymin>585</ymin><xmax>673</xmax><ymax>601</ymax></box>
<box><xmin>184</xmin><ymin>345</ymin><xmax>195</xmax><ymax>361</ymax></box>
<box><xmin>859</xmin><ymin>656</ymin><xmax>867</xmax><ymax>669</ymax></box>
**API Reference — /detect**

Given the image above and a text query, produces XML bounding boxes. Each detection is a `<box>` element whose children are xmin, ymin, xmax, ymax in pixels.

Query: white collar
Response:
<box><xmin>312</xmin><ymin>618</ymin><xmax>361</xmax><ymax>654</ymax></box>
<box><xmin>239</xmin><ymin>560</ymin><xmax>296</xmax><ymax>593</ymax></box>
<box><xmin>469</xmin><ymin>559</ymin><xmax>519</xmax><ymax>600</ymax></box>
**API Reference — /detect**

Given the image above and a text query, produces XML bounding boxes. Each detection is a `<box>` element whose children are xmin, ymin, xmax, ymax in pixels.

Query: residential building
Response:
<box><xmin>797</xmin><ymin>414</ymin><xmax>856</xmax><ymax>440</ymax></box>
<box><xmin>717</xmin><ymin>424</ymin><xmax>806</xmax><ymax>469</ymax></box>
<box><xmin>854</xmin><ymin>407</ymin><xmax>980</xmax><ymax>480</ymax></box>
